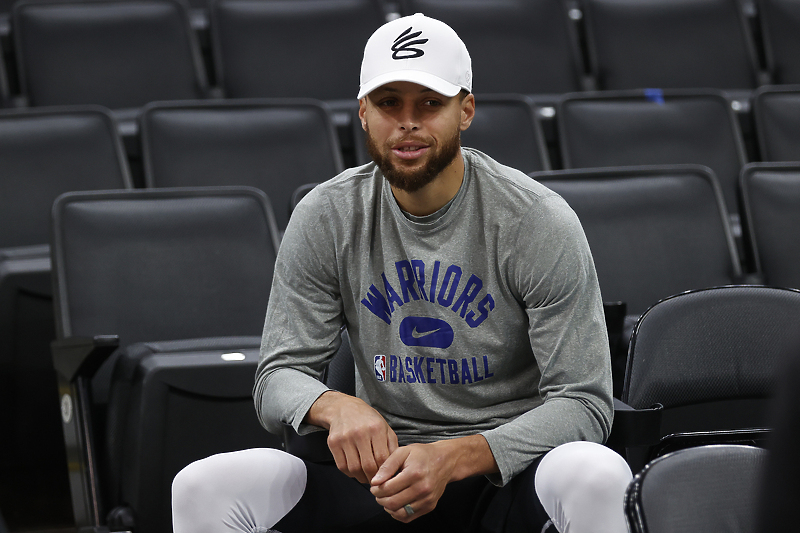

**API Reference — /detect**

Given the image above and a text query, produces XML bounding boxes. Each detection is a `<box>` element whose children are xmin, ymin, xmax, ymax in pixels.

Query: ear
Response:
<box><xmin>459</xmin><ymin>93</ymin><xmax>476</xmax><ymax>132</ymax></box>
<box><xmin>358</xmin><ymin>98</ymin><xmax>368</xmax><ymax>132</ymax></box>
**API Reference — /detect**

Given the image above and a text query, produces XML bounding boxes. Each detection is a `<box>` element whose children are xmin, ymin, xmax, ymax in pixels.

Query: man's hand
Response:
<box><xmin>369</xmin><ymin>434</ymin><xmax>498</xmax><ymax>523</ymax></box>
<box><xmin>305</xmin><ymin>390</ymin><xmax>398</xmax><ymax>483</ymax></box>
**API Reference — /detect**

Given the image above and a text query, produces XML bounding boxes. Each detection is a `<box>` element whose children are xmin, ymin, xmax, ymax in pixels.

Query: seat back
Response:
<box><xmin>400</xmin><ymin>0</ymin><xmax>588</xmax><ymax>95</ymax></box>
<box><xmin>461</xmin><ymin>94</ymin><xmax>550</xmax><ymax>173</ymax></box>
<box><xmin>52</xmin><ymin>187</ymin><xmax>280</xmax><ymax>344</ymax></box>
<box><xmin>557</xmin><ymin>90</ymin><xmax>748</xmax><ymax>226</ymax></box>
<box><xmin>531</xmin><ymin>165</ymin><xmax>741</xmax><ymax>319</ymax></box>
<box><xmin>13</xmin><ymin>0</ymin><xmax>208</xmax><ymax>108</ymax></box>
<box><xmin>758</xmin><ymin>0</ymin><xmax>800</xmax><ymax>84</ymax></box>
<box><xmin>210</xmin><ymin>0</ymin><xmax>386</xmax><ymax>100</ymax></box>
<box><xmin>623</xmin><ymin>286</ymin><xmax>800</xmax><ymax>465</ymax></box>
<box><xmin>740</xmin><ymin>163</ymin><xmax>800</xmax><ymax>290</ymax></box>
<box><xmin>0</xmin><ymin>106</ymin><xmax>132</xmax><ymax>249</ymax></box>
<box><xmin>625</xmin><ymin>445</ymin><xmax>766</xmax><ymax>533</ymax></box>
<box><xmin>582</xmin><ymin>0</ymin><xmax>762</xmax><ymax>90</ymax></box>
<box><xmin>140</xmin><ymin>99</ymin><xmax>344</xmax><ymax>230</ymax></box>
<box><xmin>752</xmin><ymin>85</ymin><xmax>800</xmax><ymax>162</ymax></box>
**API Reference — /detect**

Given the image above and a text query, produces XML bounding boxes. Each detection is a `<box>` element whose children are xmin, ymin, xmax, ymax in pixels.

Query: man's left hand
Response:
<box><xmin>369</xmin><ymin>434</ymin><xmax>498</xmax><ymax>523</ymax></box>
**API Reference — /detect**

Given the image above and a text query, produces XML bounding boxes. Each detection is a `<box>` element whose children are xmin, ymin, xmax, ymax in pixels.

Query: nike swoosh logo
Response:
<box><xmin>411</xmin><ymin>327</ymin><xmax>441</xmax><ymax>339</ymax></box>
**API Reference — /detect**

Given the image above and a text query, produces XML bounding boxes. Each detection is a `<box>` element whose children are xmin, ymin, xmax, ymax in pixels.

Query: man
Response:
<box><xmin>172</xmin><ymin>13</ymin><xmax>631</xmax><ymax>533</ymax></box>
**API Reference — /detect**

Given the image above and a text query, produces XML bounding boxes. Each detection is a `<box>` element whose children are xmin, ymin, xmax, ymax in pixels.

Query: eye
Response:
<box><xmin>423</xmin><ymin>99</ymin><xmax>443</xmax><ymax>107</ymax></box>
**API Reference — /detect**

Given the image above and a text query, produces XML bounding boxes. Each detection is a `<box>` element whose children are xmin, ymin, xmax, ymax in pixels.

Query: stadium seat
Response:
<box><xmin>625</xmin><ymin>445</ymin><xmax>766</xmax><ymax>533</ymax></box>
<box><xmin>581</xmin><ymin>0</ymin><xmax>765</xmax><ymax>91</ymax></box>
<box><xmin>0</xmin><ymin>106</ymin><xmax>131</xmax><ymax>532</ymax></box>
<box><xmin>209</xmin><ymin>0</ymin><xmax>387</xmax><ymax>101</ymax></box>
<box><xmin>751</xmin><ymin>84</ymin><xmax>800</xmax><ymax>162</ymax></box>
<box><xmin>740</xmin><ymin>162</ymin><xmax>800</xmax><ymax>290</ymax></box>
<box><xmin>12</xmin><ymin>0</ymin><xmax>209</xmax><ymax>109</ymax></box>
<box><xmin>140</xmin><ymin>98</ymin><xmax>344</xmax><ymax>230</ymax></box>
<box><xmin>353</xmin><ymin>93</ymin><xmax>551</xmax><ymax>172</ymax></box>
<box><xmin>400</xmin><ymin>0</ymin><xmax>591</xmax><ymax>97</ymax></box>
<box><xmin>557</xmin><ymin>89</ymin><xmax>749</xmax><ymax>234</ymax></box>
<box><xmin>758</xmin><ymin>0</ymin><xmax>800</xmax><ymax>84</ymax></box>
<box><xmin>530</xmin><ymin>165</ymin><xmax>742</xmax><ymax>397</ymax></box>
<box><xmin>620</xmin><ymin>286</ymin><xmax>800</xmax><ymax>471</ymax></box>
<box><xmin>50</xmin><ymin>187</ymin><xmax>282</xmax><ymax>532</ymax></box>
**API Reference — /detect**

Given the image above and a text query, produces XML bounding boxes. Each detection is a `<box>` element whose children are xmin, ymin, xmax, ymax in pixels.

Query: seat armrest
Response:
<box><xmin>607</xmin><ymin>398</ymin><xmax>663</xmax><ymax>452</ymax></box>
<box><xmin>52</xmin><ymin>335</ymin><xmax>120</xmax><ymax>382</ymax></box>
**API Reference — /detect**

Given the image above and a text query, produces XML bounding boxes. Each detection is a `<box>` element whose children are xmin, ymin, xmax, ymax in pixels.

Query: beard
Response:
<box><xmin>365</xmin><ymin>124</ymin><xmax>461</xmax><ymax>193</ymax></box>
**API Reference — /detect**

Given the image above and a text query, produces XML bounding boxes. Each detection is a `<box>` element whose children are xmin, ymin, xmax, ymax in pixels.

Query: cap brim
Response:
<box><xmin>357</xmin><ymin>70</ymin><xmax>463</xmax><ymax>99</ymax></box>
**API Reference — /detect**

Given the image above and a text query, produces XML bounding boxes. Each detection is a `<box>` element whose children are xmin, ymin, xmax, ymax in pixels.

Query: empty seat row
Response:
<box><xmin>3</xmin><ymin>0</ymin><xmax>800</xmax><ymax>110</ymax></box>
<box><xmin>4</xmin><ymin>87</ymin><xmax>800</xmax><ymax>265</ymax></box>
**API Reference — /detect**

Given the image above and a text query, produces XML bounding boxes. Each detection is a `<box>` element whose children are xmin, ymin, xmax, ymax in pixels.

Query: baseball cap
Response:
<box><xmin>357</xmin><ymin>13</ymin><xmax>472</xmax><ymax>99</ymax></box>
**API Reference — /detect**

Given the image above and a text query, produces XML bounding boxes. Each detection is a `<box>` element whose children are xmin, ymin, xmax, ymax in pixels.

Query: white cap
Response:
<box><xmin>357</xmin><ymin>13</ymin><xmax>472</xmax><ymax>99</ymax></box>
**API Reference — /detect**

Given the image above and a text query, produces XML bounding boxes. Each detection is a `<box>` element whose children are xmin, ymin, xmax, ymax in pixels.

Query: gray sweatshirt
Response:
<box><xmin>255</xmin><ymin>148</ymin><xmax>613</xmax><ymax>486</ymax></box>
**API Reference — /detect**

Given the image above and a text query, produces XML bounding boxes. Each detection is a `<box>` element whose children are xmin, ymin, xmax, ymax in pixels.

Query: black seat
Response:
<box><xmin>400</xmin><ymin>0</ymin><xmax>590</xmax><ymax>98</ymax></box>
<box><xmin>50</xmin><ymin>187</ymin><xmax>282</xmax><ymax>532</ymax></box>
<box><xmin>140</xmin><ymin>98</ymin><xmax>344</xmax><ymax>230</ymax></box>
<box><xmin>620</xmin><ymin>286</ymin><xmax>800</xmax><ymax>471</ymax></box>
<box><xmin>581</xmin><ymin>0</ymin><xmax>764</xmax><ymax>91</ymax></box>
<box><xmin>0</xmin><ymin>106</ymin><xmax>131</xmax><ymax>532</ymax></box>
<box><xmin>752</xmin><ymin>84</ymin><xmax>800</xmax><ymax>162</ymax></box>
<box><xmin>209</xmin><ymin>0</ymin><xmax>386</xmax><ymax>101</ymax></box>
<box><xmin>758</xmin><ymin>0</ymin><xmax>800</xmax><ymax>84</ymax></box>
<box><xmin>740</xmin><ymin>162</ymin><xmax>800</xmax><ymax>290</ymax></box>
<box><xmin>530</xmin><ymin>165</ymin><xmax>742</xmax><ymax>397</ymax></box>
<box><xmin>557</xmin><ymin>90</ymin><xmax>749</xmax><ymax>235</ymax></box>
<box><xmin>353</xmin><ymin>93</ymin><xmax>551</xmax><ymax>172</ymax></box>
<box><xmin>12</xmin><ymin>0</ymin><xmax>208</xmax><ymax>110</ymax></box>
<box><xmin>625</xmin><ymin>445</ymin><xmax>766</xmax><ymax>533</ymax></box>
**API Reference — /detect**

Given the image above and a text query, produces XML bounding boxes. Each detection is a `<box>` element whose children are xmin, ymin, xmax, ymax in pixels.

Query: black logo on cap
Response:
<box><xmin>392</xmin><ymin>27</ymin><xmax>428</xmax><ymax>59</ymax></box>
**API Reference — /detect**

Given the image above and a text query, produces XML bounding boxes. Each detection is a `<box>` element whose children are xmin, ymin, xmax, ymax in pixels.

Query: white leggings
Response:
<box><xmin>172</xmin><ymin>441</ymin><xmax>632</xmax><ymax>533</ymax></box>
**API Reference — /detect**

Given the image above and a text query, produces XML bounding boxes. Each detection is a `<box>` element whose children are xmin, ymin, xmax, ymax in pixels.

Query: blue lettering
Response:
<box><xmin>483</xmin><ymin>355</ymin><xmax>494</xmax><ymax>378</ymax></box>
<box><xmin>426</xmin><ymin>357</ymin><xmax>436</xmax><ymax>383</ymax></box>
<box><xmin>435</xmin><ymin>358</ymin><xmax>447</xmax><ymax>383</ymax></box>
<box><xmin>437</xmin><ymin>265</ymin><xmax>462</xmax><ymax>307</ymax></box>
<box><xmin>466</xmin><ymin>294</ymin><xmax>495</xmax><ymax>328</ymax></box>
<box><xmin>472</xmin><ymin>357</ymin><xmax>484</xmax><ymax>382</ymax></box>
<box><xmin>413</xmin><ymin>357</ymin><xmax>426</xmax><ymax>383</ymax></box>
<box><xmin>396</xmin><ymin>355</ymin><xmax>406</xmax><ymax>383</ymax></box>
<box><xmin>382</xmin><ymin>273</ymin><xmax>404</xmax><ymax>312</ymax></box>
<box><xmin>429</xmin><ymin>260</ymin><xmax>441</xmax><ymax>302</ymax></box>
<box><xmin>461</xmin><ymin>358</ymin><xmax>473</xmax><ymax>384</ymax></box>
<box><xmin>404</xmin><ymin>357</ymin><xmax>417</xmax><ymax>383</ymax></box>
<box><xmin>451</xmin><ymin>274</ymin><xmax>482</xmax><ymax>318</ymax></box>
<box><xmin>389</xmin><ymin>355</ymin><xmax>397</xmax><ymax>382</ymax></box>
<box><xmin>360</xmin><ymin>284</ymin><xmax>392</xmax><ymax>325</ymax></box>
<box><xmin>395</xmin><ymin>260</ymin><xmax>420</xmax><ymax>303</ymax></box>
<box><xmin>411</xmin><ymin>260</ymin><xmax>428</xmax><ymax>301</ymax></box>
<box><xmin>448</xmin><ymin>359</ymin><xmax>460</xmax><ymax>384</ymax></box>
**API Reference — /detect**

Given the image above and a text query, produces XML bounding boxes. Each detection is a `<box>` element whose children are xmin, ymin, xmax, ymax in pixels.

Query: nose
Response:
<box><xmin>398</xmin><ymin>106</ymin><xmax>420</xmax><ymax>131</ymax></box>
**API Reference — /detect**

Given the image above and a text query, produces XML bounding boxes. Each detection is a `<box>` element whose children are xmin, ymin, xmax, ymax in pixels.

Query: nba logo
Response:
<box><xmin>374</xmin><ymin>355</ymin><xmax>386</xmax><ymax>382</ymax></box>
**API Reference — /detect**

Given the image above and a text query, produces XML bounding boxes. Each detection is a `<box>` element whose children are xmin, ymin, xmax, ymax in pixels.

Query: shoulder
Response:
<box><xmin>463</xmin><ymin>148</ymin><xmax>575</xmax><ymax>223</ymax></box>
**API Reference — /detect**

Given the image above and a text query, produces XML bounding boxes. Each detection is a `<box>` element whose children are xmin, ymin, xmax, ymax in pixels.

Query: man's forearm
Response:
<box><xmin>433</xmin><ymin>433</ymin><xmax>499</xmax><ymax>482</ymax></box>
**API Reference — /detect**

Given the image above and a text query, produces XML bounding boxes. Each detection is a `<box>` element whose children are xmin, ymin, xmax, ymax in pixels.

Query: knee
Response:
<box><xmin>537</xmin><ymin>441</ymin><xmax>632</xmax><ymax>500</ymax></box>
<box><xmin>535</xmin><ymin>442</ymin><xmax>632</xmax><ymax>533</ymax></box>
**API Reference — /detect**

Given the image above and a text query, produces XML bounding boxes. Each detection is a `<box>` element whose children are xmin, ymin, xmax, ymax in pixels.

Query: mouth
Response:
<box><xmin>391</xmin><ymin>141</ymin><xmax>430</xmax><ymax>161</ymax></box>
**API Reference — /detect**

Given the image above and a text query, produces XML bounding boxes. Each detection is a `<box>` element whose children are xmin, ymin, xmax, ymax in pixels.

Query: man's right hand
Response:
<box><xmin>305</xmin><ymin>390</ymin><xmax>399</xmax><ymax>483</ymax></box>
